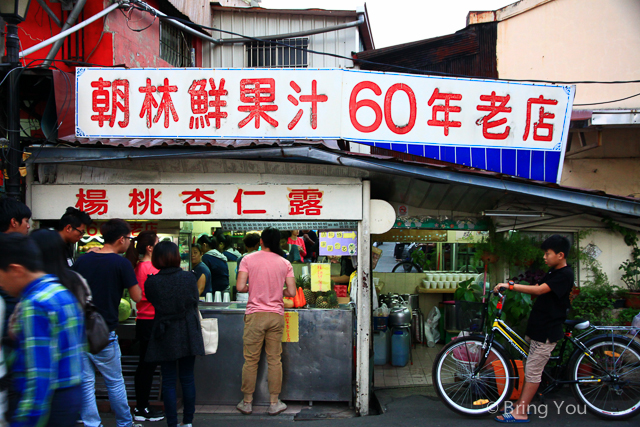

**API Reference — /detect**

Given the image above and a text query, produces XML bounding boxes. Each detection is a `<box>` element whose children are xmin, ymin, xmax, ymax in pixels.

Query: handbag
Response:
<box><xmin>77</xmin><ymin>272</ymin><xmax>110</xmax><ymax>354</ymax></box>
<box><xmin>198</xmin><ymin>310</ymin><xmax>218</xmax><ymax>355</ymax></box>
<box><xmin>85</xmin><ymin>299</ymin><xmax>110</xmax><ymax>354</ymax></box>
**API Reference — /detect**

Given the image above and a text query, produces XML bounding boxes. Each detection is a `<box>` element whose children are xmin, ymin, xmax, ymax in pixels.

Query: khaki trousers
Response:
<box><xmin>241</xmin><ymin>312</ymin><xmax>285</xmax><ymax>403</ymax></box>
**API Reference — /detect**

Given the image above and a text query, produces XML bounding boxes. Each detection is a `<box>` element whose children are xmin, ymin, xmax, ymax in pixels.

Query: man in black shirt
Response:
<box><xmin>73</xmin><ymin>219</ymin><xmax>142</xmax><ymax>427</ymax></box>
<box><xmin>493</xmin><ymin>235</ymin><xmax>573</xmax><ymax>423</ymax></box>
<box><xmin>57</xmin><ymin>207</ymin><xmax>92</xmax><ymax>267</ymax></box>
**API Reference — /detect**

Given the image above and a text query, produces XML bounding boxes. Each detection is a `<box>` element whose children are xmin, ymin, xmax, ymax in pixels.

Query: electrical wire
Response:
<box><xmin>129</xmin><ymin>0</ymin><xmax>640</xmax><ymax>86</ymax></box>
<box><xmin>120</xmin><ymin>3</ymin><xmax>156</xmax><ymax>33</ymax></box>
<box><xmin>573</xmin><ymin>91</ymin><xmax>640</xmax><ymax>107</ymax></box>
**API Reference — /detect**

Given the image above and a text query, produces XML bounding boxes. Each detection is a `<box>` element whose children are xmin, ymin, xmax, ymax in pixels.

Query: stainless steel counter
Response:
<box><xmin>196</xmin><ymin>303</ymin><xmax>354</xmax><ymax>405</ymax></box>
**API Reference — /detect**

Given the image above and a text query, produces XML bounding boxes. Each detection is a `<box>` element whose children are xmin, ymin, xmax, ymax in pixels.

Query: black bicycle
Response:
<box><xmin>432</xmin><ymin>289</ymin><xmax>640</xmax><ymax>419</ymax></box>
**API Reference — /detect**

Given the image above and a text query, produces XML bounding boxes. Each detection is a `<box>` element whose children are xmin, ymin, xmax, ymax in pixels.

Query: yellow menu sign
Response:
<box><xmin>282</xmin><ymin>312</ymin><xmax>299</xmax><ymax>343</ymax></box>
<box><xmin>310</xmin><ymin>263</ymin><xmax>331</xmax><ymax>292</ymax></box>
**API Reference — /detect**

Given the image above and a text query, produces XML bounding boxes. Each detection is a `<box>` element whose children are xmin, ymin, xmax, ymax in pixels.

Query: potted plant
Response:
<box><xmin>617</xmin><ymin>307</ymin><xmax>639</xmax><ymax>326</ymax></box>
<box><xmin>570</xmin><ymin>284</ymin><xmax>615</xmax><ymax>326</ymax></box>
<box><xmin>473</xmin><ymin>236</ymin><xmax>500</xmax><ymax>264</ymax></box>
<box><xmin>604</xmin><ymin>219</ymin><xmax>640</xmax><ymax>308</ymax></box>
<box><xmin>620</xmin><ymin>245</ymin><xmax>640</xmax><ymax>308</ymax></box>
<box><xmin>503</xmin><ymin>232</ymin><xmax>544</xmax><ymax>268</ymax></box>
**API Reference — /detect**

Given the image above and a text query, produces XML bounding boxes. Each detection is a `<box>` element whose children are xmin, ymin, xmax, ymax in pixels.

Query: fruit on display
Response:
<box><xmin>315</xmin><ymin>295</ymin><xmax>329</xmax><ymax>309</ymax></box>
<box><xmin>284</xmin><ymin>297</ymin><xmax>294</xmax><ymax>308</ymax></box>
<box><xmin>303</xmin><ymin>288</ymin><xmax>316</xmax><ymax>306</ymax></box>
<box><xmin>119</xmin><ymin>298</ymin><xmax>132</xmax><ymax>322</ymax></box>
<box><xmin>326</xmin><ymin>292</ymin><xmax>339</xmax><ymax>309</ymax></box>
<box><xmin>295</xmin><ymin>287</ymin><xmax>307</xmax><ymax>307</ymax></box>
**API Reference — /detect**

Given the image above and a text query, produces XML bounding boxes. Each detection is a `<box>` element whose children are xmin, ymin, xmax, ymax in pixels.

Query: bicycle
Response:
<box><xmin>431</xmin><ymin>289</ymin><xmax>640</xmax><ymax>419</ymax></box>
<box><xmin>391</xmin><ymin>242</ymin><xmax>430</xmax><ymax>273</ymax></box>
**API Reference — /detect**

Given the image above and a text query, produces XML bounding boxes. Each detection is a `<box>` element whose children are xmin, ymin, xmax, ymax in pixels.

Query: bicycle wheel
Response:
<box><xmin>570</xmin><ymin>335</ymin><xmax>640</xmax><ymax>419</ymax></box>
<box><xmin>432</xmin><ymin>336</ymin><xmax>514</xmax><ymax>416</ymax></box>
<box><xmin>391</xmin><ymin>261</ymin><xmax>422</xmax><ymax>273</ymax></box>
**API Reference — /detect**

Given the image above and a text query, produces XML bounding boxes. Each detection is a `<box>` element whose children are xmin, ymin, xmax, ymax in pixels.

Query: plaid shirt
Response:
<box><xmin>10</xmin><ymin>275</ymin><xmax>85</xmax><ymax>427</ymax></box>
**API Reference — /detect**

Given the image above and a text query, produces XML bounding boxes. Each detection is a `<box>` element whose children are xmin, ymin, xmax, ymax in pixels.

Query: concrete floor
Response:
<box><xmin>374</xmin><ymin>343</ymin><xmax>444</xmax><ymax>388</ymax></box>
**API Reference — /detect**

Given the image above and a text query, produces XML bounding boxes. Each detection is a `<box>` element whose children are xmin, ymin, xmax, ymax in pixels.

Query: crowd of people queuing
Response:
<box><xmin>0</xmin><ymin>196</ymin><xmax>321</xmax><ymax>426</ymax></box>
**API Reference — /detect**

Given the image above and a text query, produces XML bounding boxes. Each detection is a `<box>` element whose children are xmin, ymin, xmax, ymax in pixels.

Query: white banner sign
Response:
<box><xmin>31</xmin><ymin>184</ymin><xmax>363</xmax><ymax>220</ymax></box>
<box><xmin>76</xmin><ymin>68</ymin><xmax>574</xmax><ymax>152</ymax></box>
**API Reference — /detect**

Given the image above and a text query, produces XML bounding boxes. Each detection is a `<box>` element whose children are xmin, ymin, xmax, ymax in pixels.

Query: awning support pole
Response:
<box><xmin>355</xmin><ymin>180</ymin><xmax>371</xmax><ymax>415</ymax></box>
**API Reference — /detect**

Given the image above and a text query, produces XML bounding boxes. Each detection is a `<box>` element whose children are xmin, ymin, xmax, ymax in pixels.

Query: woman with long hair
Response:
<box><xmin>125</xmin><ymin>231</ymin><xmax>164</xmax><ymax>422</ymax></box>
<box><xmin>30</xmin><ymin>228</ymin><xmax>88</xmax><ymax>309</ymax></box>
<box><xmin>145</xmin><ymin>242</ymin><xmax>204</xmax><ymax>427</ymax></box>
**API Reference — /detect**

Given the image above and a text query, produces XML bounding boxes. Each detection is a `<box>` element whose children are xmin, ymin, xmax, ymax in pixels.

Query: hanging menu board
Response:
<box><xmin>319</xmin><ymin>231</ymin><xmax>357</xmax><ymax>256</ymax></box>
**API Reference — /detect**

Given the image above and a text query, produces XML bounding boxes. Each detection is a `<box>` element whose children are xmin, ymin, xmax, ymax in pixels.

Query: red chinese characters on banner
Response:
<box><xmin>130</xmin><ymin>222</ymin><xmax>158</xmax><ymax>237</ymax></box>
<box><xmin>181</xmin><ymin>189</ymin><xmax>216</xmax><ymax>215</ymax></box>
<box><xmin>139</xmin><ymin>78</ymin><xmax>179</xmax><ymax>129</ymax></box>
<box><xmin>523</xmin><ymin>96</ymin><xmax>558</xmax><ymax>142</ymax></box>
<box><xmin>233</xmin><ymin>189</ymin><xmax>267</xmax><ymax>215</ymax></box>
<box><xmin>476</xmin><ymin>91</ymin><xmax>512</xmax><ymax>140</ymax></box>
<box><xmin>427</xmin><ymin>88</ymin><xmax>462</xmax><ymax>136</ymax></box>
<box><xmin>288</xmin><ymin>189</ymin><xmax>324</xmax><ymax>216</ymax></box>
<box><xmin>238</xmin><ymin>79</ymin><xmax>279</xmax><ymax>129</ymax></box>
<box><xmin>75</xmin><ymin>189</ymin><xmax>108</xmax><ymax>216</ymax></box>
<box><xmin>90</xmin><ymin>78</ymin><xmax>130</xmax><ymax>128</ymax></box>
<box><xmin>128</xmin><ymin>189</ymin><xmax>163</xmax><ymax>215</ymax></box>
<box><xmin>188</xmin><ymin>78</ymin><xmax>228</xmax><ymax>130</ymax></box>
<box><xmin>287</xmin><ymin>80</ymin><xmax>328</xmax><ymax>130</ymax></box>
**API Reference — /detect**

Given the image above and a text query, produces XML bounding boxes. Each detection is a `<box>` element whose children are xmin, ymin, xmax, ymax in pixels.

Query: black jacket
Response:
<box><xmin>145</xmin><ymin>267</ymin><xmax>205</xmax><ymax>362</ymax></box>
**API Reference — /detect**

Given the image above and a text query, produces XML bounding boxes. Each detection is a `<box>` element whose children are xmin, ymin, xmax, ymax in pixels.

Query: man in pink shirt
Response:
<box><xmin>236</xmin><ymin>227</ymin><xmax>296</xmax><ymax>416</ymax></box>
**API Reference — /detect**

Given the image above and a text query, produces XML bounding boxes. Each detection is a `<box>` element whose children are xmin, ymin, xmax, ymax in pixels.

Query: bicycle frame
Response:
<box><xmin>474</xmin><ymin>291</ymin><xmax>636</xmax><ymax>390</ymax></box>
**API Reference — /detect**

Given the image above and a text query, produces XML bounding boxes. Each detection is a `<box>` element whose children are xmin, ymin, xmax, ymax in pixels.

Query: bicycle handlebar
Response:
<box><xmin>493</xmin><ymin>287</ymin><xmax>508</xmax><ymax>297</ymax></box>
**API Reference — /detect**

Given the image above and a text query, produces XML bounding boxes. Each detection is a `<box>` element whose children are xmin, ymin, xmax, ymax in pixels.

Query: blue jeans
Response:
<box><xmin>161</xmin><ymin>356</ymin><xmax>196</xmax><ymax>427</ymax></box>
<box><xmin>47</xmin><ymin>385</ymin><xmax>82</xmax><ymax>426</ymax></box>
<box><xmin>80</xmin><ymin>332</ymin><xmax>133</xmax><ymax>427</ymax></box>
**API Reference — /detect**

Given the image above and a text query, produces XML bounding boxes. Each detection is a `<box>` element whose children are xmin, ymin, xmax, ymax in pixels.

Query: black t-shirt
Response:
<box><xmin>193</xmin><ymin>262</ymin><xmax>212</xmax><ymax>296</ymax></box>
<box><xmin>73</xmin><ymin>252</ymin><xmax>138</xmax><ymax>331</ymax></box>
<box><xmin>340</xmin><ymin>257</ymin><xmax>356</xmax><ymax>278</ymax></box>
<box><xmin>526</xmin><ymin>265</ymin><xmax>574</xmax><ymax>343</ymax></box>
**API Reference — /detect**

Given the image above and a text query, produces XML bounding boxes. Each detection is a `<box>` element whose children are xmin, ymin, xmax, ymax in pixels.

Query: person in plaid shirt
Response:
<box><xmin>0</xmin><ymin>233</ymin><xmax>84</xmax><ymax>427</ymax></box>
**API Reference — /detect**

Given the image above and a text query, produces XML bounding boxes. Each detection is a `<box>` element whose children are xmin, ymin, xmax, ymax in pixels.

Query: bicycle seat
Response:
<box><xmin>564</xmin><ymin>319</ymin><xmax>590</xmax><ymax>330</ymax></box>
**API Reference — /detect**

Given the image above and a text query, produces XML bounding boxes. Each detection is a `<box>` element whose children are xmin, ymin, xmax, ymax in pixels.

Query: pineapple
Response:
<box><xmin>303</xmin><ymin>289</ymin><xmax>316</xmax><ymax>306</ymax></box>
<box><xmin>315</xmin><ymin>295</ymin><xmax>329</xmax><ymax>309</ymax></box>
<box><xmin>301</xmin><ymin>276</ymin><xmax>315</xmax><ymax>306</ymax></box>
<box><xmin>327</xmin><ymin>292</ymin><xmax>339</xmax><ymax>309</ymax></box>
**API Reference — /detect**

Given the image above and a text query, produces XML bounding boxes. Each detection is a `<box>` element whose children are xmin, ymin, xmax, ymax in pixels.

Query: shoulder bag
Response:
<box><xmin>76</xmin><ymin>272</ymin><xmax>110</xmax><ymax>354</ymax></box>
<box><xmin>85</xmin><ymin>299</ymin><xmax>110</xmax><ymax>354</ymax></box>
<box><xmin>198</xmin><ymin>309</ymin><xmax>218</xmax><ymax>355</ymax></box>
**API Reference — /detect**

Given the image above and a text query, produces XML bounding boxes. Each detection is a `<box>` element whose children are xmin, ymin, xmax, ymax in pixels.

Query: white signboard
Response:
<box><xmin>31</xmin><ymin>184</ymin><xmax>363</xmax><ymax>220</ymax></box>
<box><xmin>76</xmin><ymin>68</ymin><xmax>575</xmax><ymax>183</ymax></box>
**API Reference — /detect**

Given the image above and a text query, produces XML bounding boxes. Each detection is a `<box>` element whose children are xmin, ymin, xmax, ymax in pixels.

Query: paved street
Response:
<box><xmin>98</xmin><ymin>386</ymin><xmax>638</xmax><ymax>426</ymax></box>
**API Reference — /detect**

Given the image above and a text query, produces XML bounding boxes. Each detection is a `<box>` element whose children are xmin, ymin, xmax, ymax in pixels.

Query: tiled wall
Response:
<box><xmin>373</xmin><ymin>272</ymin><xmax>424</xmax><ymax>294</ymax></box>
<box><xmin>373</xmin><ymin>272</ymin><xmax>451</xmax><ymax>316</ymax></box>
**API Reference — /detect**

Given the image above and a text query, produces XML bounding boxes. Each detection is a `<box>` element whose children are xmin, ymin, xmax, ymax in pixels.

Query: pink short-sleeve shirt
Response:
<box><xmin>239</xmin><ymin>251</ymin><xmax>294</xmax><ymax>315</ymax></box>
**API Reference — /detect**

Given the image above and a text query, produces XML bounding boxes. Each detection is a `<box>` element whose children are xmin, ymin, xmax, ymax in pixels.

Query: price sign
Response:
<box><xmin>282</xmin><ymin>312</ymin><xmax>299</xmax><ymax>343</ymax></box>
<box><xmin>310</xmin><ymin>263</ymin><xmax>331</xmax><ymax>292</ymax></box>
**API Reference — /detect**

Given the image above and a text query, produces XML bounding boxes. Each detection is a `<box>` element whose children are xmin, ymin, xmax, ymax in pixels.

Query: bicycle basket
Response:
<box><xmin>454</xmin><ymin>301</ymin><xmax>487</xmax><ymax>333</ymax></box>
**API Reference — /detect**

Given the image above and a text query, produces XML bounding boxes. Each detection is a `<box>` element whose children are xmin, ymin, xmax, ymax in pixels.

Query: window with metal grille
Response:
<box><xmin>160</xmin><ymin>21</ymin><xmax>193</xmax><ymax>67</ymax></box>
<box><xmin>246</xmin><ymin>38</ymin><xmax>309</xmax><ymax>68</ymax></box>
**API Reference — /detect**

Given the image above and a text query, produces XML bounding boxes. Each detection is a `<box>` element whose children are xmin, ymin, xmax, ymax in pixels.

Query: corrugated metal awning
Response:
<box><xmin>59</xmin><ymin>135</ymin><xmax>341</xmax><ymax>150</ymax></box>
<box><xmin>28</xmin><ymin>145</ymin><xmax>640</xmax><ymax>220</ymax></box>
